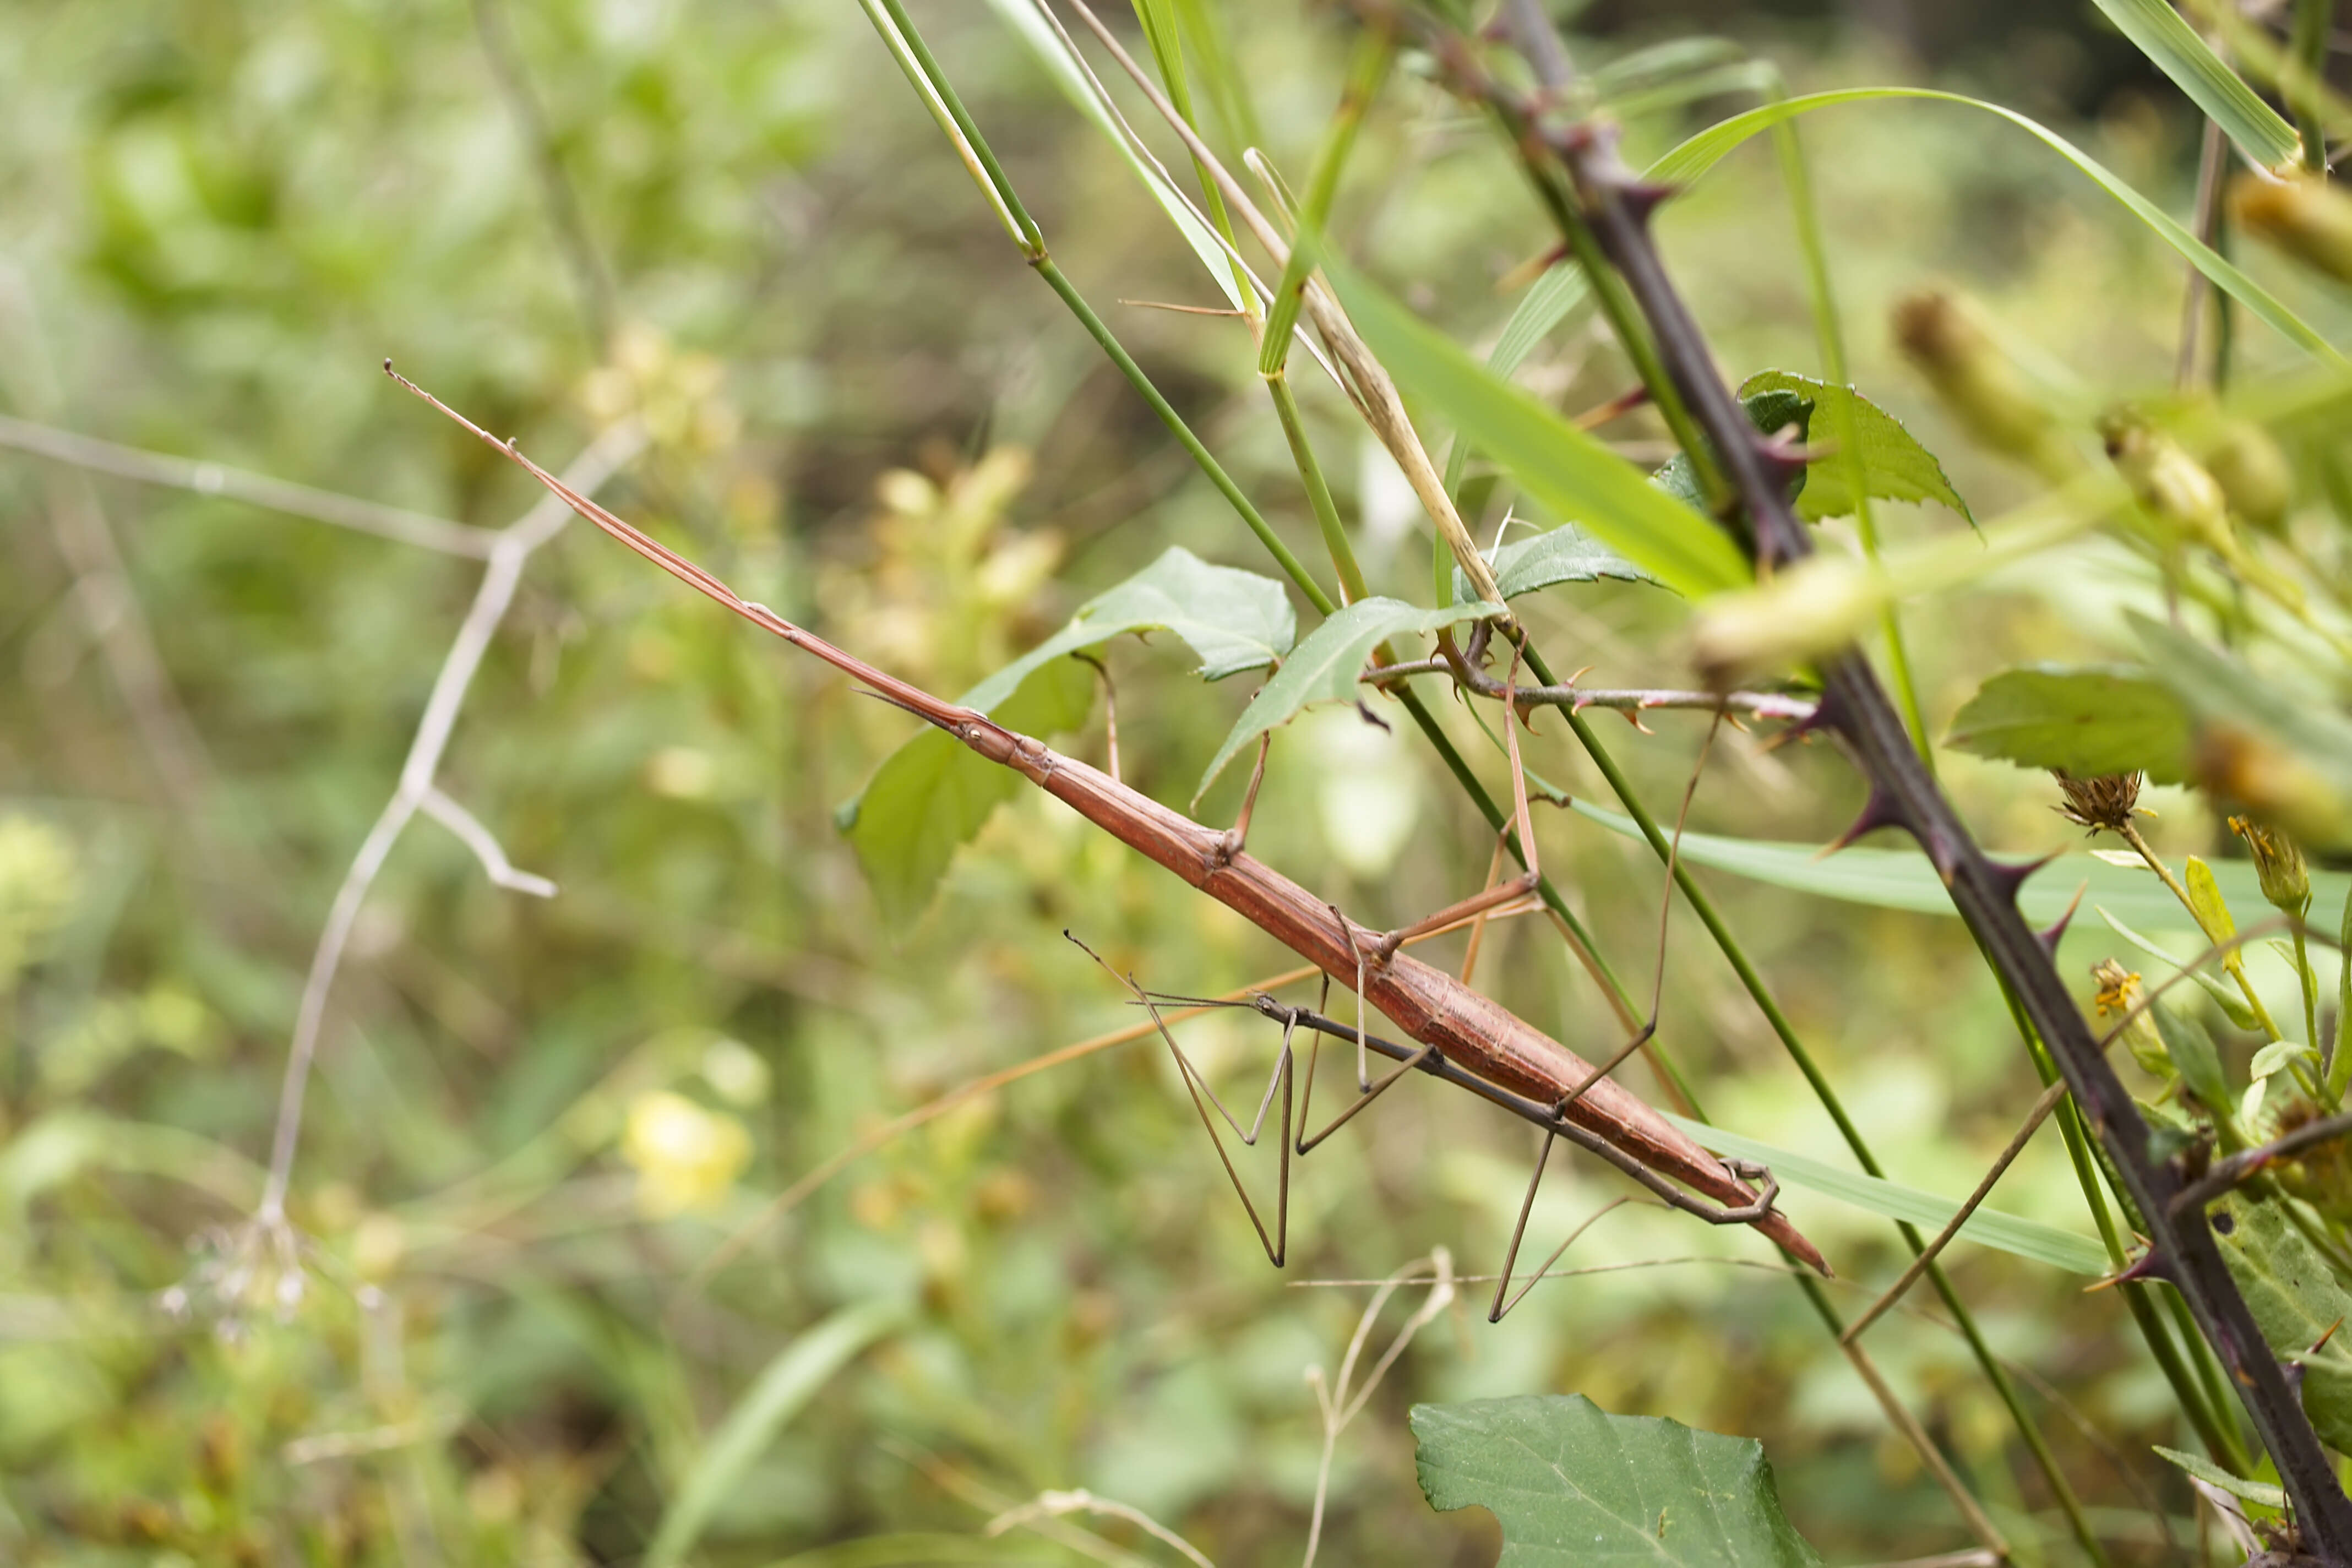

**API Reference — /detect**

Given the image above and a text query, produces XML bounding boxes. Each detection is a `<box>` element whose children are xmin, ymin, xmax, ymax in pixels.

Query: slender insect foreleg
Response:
<box><xmin>1069</xmin><ymin>934</ymin><xmax>1293</xmax><ymax>1266</ymax></box>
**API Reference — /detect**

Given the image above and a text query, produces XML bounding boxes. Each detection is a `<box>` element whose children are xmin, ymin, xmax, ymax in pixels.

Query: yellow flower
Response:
<box><xmin>621</xmin><ymin>1091</ymin><xmax>752</xmax><ymax>1217</ymax></box>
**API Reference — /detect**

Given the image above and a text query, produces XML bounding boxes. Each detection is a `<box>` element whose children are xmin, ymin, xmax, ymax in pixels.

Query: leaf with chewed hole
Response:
<box><xmin>1412</xmin><ymin>1395</ymin><xmax>1822</xmax><ymax>1566</ymax></box>
<box><xmin>1196</xmin><ymin>597</ymin><xmax>1502</xmax><ymax>802</ymax></box>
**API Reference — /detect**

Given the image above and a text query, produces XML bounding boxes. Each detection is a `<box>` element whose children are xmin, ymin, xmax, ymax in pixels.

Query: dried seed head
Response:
<box><xmin>2092</xmin><ymin>959</ymin><xmax>2169</xmax><ymax>1080</ymax></box>
<box><xmin>2230</xmin><ymin>814</ymin><xmax>2311</xmax><ymax>915</ymax></box>
<box><xmin>2052</xmin><ymin>770</ymin><xmax>2142</xmax><ymax>834</ymax></box>
<box><xmin>2230</xmin><ymin>171</ymin><xmax>2352</xmax><ymax>286</ymax></box>
<box><xmin>2273</xmin><ymin>1097</ymin><xmax>2352</xmax><ymax>1223</ymax></box>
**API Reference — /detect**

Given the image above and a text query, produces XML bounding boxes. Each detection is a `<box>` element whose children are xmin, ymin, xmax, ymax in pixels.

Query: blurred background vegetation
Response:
<box><xmin>1</xmin><ymin>0</ymin><xmax>2335</xmax><ymax>1562</ymax></box>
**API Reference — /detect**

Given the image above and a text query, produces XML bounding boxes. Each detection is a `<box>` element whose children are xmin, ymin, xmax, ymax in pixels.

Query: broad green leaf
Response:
<box><xmin>1325</xmin><ymin>259</ymin><xmax>1754</xmax><ymax>598</ymax></box>
<box><xmin>2209</xmin><ymin>1194</ymin><xmax>2352</xmax><ymax>1452</ymax></box>
<box><xmin>844</xmin><ymin>549</ymin><xmax>1292</xmax><ymax>924</ymax></box>
<box><xmin>2094</xmin><ymin>907</ymin><xmax>2259</xmax><ymax>1028</ymax></box>
<box><xmin>2152</xmin><ymin>1446</ymin><xmax>2287</xmax><ymax>1511</ymax></box>
<box><xmin>1412</xmin><ymin>1395</ymin><xmax>1822</xmax><ymax>1567</ymax></box>
<box><xmin>1565</xmin><ymin>799</ymin><xmax>2352</xmax><ymax>929</ymax></box>
<box><xmin>963</xmin><ymin>546</ymin><xmax>1295</xmax><ymax>710</ymax></box>
<box><xmin>645</xmin><ymin>1300</ymin><xmax>907</xmax><ymax>1568</ymax></box>
<box><xmin>843</xmin><ymin>657</ymin><xmax>1096</xmax><ymax>928</ymax></box>
<box><xmin>1664</xmin><ymin>1115</ymin><xmax>2109</xmax><ymax>1273</ymax></box>
<box><xmin>1737</xmin><ymin>371</ymin><xmax>1973</xmax><ymax>524</ymax></box>
<box><xmin>1653</xmin><ymin>388</ymin><xmax>1812</xmax><ymax>514</ymax></box>
<box><xmin>2152</xmin><ymin>1000</ymin><xmax>2229</xmax><ymax>1112</ymax></box>
<box><xmin>1945</xmin><ymin>665</ymin><xmax>2192</xmax><ymax>783</ymax></box>
<box><xmin>1652</xmin><ymin>90</ymin><xmax>2339</xmax><ymax>363</ymax></box>
<box><xmin>1196</xmin><ymin>597</ymin><xmax>1501</xmax><ymax>798</ymax></box>
<box><xmin>1453</xmin><ymin>526</ymin><xmax>1656</xmax><ymax>603</ymax></box>
<box><xmin>2184</xmin><ymin>855</ymin><xmax>2239</xmax><ymax>947</ymax></box>
<box><xmin>2089</xmin><ymin>0</ymin><xmax>2301</xmax><ymax>168</ymax></box>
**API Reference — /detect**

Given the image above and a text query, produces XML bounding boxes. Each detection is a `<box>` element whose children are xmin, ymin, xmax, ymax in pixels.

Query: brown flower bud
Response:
<box><xmin>1892</xmin><ymin>290</ymin><xmax>2069</xmax><ymax>472</ymax></box>
<box><xmin>2052</xmin><ymin>770</ymin><xmax>2142</xmax><ymax>835</ymax></box>
<box><xmin>2230</xmin><ymin>171</ymin><xmax>2352</xmax><ymax>286</ymax></box>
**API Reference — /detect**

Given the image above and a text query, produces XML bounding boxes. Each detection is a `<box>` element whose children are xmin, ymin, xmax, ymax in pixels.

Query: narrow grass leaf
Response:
<box><xmin>1663</xmin><ymin>1116</ymin><xmax>2109</xmax><ymax>1273</ymax></box>
<box><xmin>1412</xmin><ymin>1395</ymin><xmax>1822</xmax><ymax>1566</ymax></box>
<box><xmin>1945</xmin><ymin>664</ymin><xmax>2192</xmax><ymax>783</ymax></box>
<box><xmin>2152</xmin><ymin>1447</ymin><xmax>2287</xmax><ymax>1511</ymax></box>
<box><xmin>1567</xmin><ymin>798</ymin><xmax>2348</xmax><ymax>929</ymax></box>
<box><xmin>2089</xmin><ymin>0</ymin><xmax>2301</xmax><ymax>167</ymax></box>
<box><xmin>1653</xmin><ymin>89</ymin><xmax>2339</xmax><ymax>362</ymax></box>
<box><xmin>1326</xmin><ymin>260</ymin><xmax>1752</xmax><ymax>597</ymax></box>
<box><xmin>1196</xmin><ymin>597</ymin><xmax>1501</xmax><ymax>799</ymax></box>
<box><xmin>646</xmin><ymin>1299</ymin><xmax>907</xmax><ymax>1568</ymax></box>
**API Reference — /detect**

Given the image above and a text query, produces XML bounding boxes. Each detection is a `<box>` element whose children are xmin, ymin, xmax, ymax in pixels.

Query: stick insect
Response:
<box><xmin>387</xmin><ymin>365</ymin><xmax>1828</xmax><ymax>1286</ymax></box>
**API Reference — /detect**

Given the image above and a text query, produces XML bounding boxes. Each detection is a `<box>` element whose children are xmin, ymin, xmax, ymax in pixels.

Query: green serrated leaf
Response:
<box><xmin>1737</xmin><ymin>371</ymin><xmax>1973</xmax><ymax>524</ymax></box>
<box><xmin>1197</xmin><ymin>597</ymin><xmax>1500</xmax><ymax>800</ymax></box>
<box><xmin>2088</xmin><ymin>0</ymin><xmax>2302</xmax><ymax>168</ymax></box>
<box><xmin>2209</xmin><ymin>1194</ymin><xmax>2352</xmax><ymax>1452</ymax></box>
<box><xmin>1566</xmin><ymin>799</ymin><xmax>2352</xmax><ymax>932</ymax></box>
<box><xmin>1945</xmin><ymin>665</ymin><xmax>2191</xmax><ymax>784</ymax></box>
<box><xmin>1412</xmin><ymin>1395</ymin><xmax>1822</xmax><ymax>1567</ymax></box>
<box><xmin>2153</xmin><ymin>999</ymin><xmax>2230</xmax><ymax>1113</ymax></box>
<box><xmin>1653</xmin><ymin>388</ymin><xmax>1812</xmax><ymax>515</ymax></box>
<box><xmin>963</xmin><ymin>546</ymin><xmax>1294</xmax><ymax>711</ymax></box>
<box><xmin>842</xmin><ymin>657</ymin><xmax>1096</xmax><ymax>928</ymax></box>
<box><xmin>1325</xmin><ymin>259</ymin><xmax>1753</xmax><ymax>598</ymax></box>
<box><xmin>2151</xmin><ymin>1446</ymin><xmax>2287</xmax><ymax>1511</ymax></box>
<box><xmin>2094</xmin><ymin>906</ymin><xmax>2260</xmax><ymax>1028</ymax></box>
<box><xmin>1663</xmin><ymin>1115</ymin><xmax>2109</xmax><ymax>1273</ymax></box>
<box><xmin>841</xmin><ymin>548</ymin><xmax>1292</xmax><ymax>925</ymax></box>
<box><xmin>1452</xmin><ymin>527</ymin><xmax>1657</xmax><ymax>603</ymax></box>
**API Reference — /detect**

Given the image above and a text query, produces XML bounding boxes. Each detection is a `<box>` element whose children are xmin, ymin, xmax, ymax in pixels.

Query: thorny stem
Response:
<box><xmin>258</xmin><ymin>424</ymin><xmax>641</xmax><ymax>1223</ymax></box>
<box><xmin>1442</xmin><ymin>11</ymin><xmax>2352</xmax><ymax>1544</ymax></box>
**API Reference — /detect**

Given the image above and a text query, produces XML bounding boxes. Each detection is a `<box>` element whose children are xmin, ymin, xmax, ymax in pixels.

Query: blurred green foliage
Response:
<box><xmin>2</xmin><ymin>1</ymin><xmax>2336</xmax><ymax>1562</ymax></box>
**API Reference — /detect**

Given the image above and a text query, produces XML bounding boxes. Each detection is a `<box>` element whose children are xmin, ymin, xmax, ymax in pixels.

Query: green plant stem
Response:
<box><xmin>1260</xmin><ymin>22</ymin><xmax>1392</xmax><ymax>370</ymax></box>
<box><xmin>1503</xmin><ymin>644</ymin><xmax>2111</xmax><ymax>1562</ymax></box>
<box><xmin>2293</xmin><ymin>0</ymin><xmax>2332</xmax><ymax>172</ymax></box>
<box><xmin>1994</xmin><ymin>969</ymin><xmax>2250</xmax><ymax>1472</ymax></box>
<box><xmin>1266</xmin><ymin>372</ymin><xmax>1369</xmax><ymax>603</ymax></box>
<box><xmin>1765</xmin><ymin>91</ymin><xmax>1935</xmax><ymax>772</ymax></box>
<box><xmin>2298</xmin><ymin>922</ymin><xmax>2323</xmax><ymax>1085</ymax></box>
<box><xmin>1031</xmin><ymin>257</ymin><xmax>1335</xmax><ymax>616</ymax></box>
<box><xmin>2333</xmin><ymin>881</ymin><xmax>2352</xmax><ymax>1103</ymax></box>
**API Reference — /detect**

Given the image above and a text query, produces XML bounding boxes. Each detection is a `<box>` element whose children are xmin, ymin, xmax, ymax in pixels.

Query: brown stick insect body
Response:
<box><xmin>388</xmin><ymin>365</ymin><xmax>1826</xmax><ymax>1275</ymax></box>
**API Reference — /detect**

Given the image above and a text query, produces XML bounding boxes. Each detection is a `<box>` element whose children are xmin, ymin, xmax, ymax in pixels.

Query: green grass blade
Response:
<box><xmin>1663</xmin><ymin>1115</ymin><xmax>2110</xmax><ymax>1274</ymax></box>
<box><xmin>2089</xmin><ymin>0</ymin><xmax>2301</xmax><ymax>167</ymax></box>
<box><xmin>646</xmin><ymin>1300</ymin><xmax>908</xmax><ymax>1568</ymax></box>
<box><xmin>1653</xmin><ymin>88</ymin><xmax>2340</xmax><ymax>363</ymax></box>
<box><xmin>1326</xmin><ymin>259</ymin><xmax>1752</xmax><ymax>597</ymax></box>
<box><xmin>1566</xmin><ymin>797</ymin><xmax>2348</xmax><ymax>928</ymax></box>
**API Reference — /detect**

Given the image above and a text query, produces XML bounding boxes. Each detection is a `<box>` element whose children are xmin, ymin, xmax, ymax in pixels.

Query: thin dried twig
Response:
<box><xmin>255</xmin><ymin>421</ymin><xmax>644</xmax><ymax>1226</ymax></box>
<box><xmin>1302</xmin><ymin>1249</ymin><xmax>1455</xmax><ymax>1568</ymax></box>
<box><xmin>987</xmin><ymin>1490</ymin><xmax>1213</xmax><ymax>1568</ymax></box>
<box><xmin>0</xmin><ymin>412</ymin><xmax>496</xmax><ymax>557</ymax></box>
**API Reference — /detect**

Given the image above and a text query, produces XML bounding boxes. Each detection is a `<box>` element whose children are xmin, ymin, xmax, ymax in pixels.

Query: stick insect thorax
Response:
<box><xmin>386</xmin><ymin>364</ymin><xmax>1828</xmax><ymax>1275</ymax></box>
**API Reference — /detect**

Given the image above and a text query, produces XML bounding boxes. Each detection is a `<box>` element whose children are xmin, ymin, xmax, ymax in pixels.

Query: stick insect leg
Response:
<box><xmin>1067</xmin><ymin>934</ymin><xmax>1292</xmax><ymax>1265</ymax></box>
<box><xmin>1214</xmin><ymin>733</ymin><xmax>1272</xmax><ymax>864</ymax></box>
<box><xmin>1489</xmin><ymin>1115</ymin><xmax>1631</xmax><ymax>1323</ymax></box>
